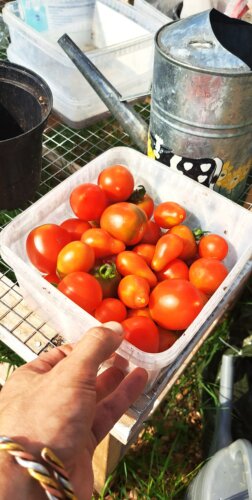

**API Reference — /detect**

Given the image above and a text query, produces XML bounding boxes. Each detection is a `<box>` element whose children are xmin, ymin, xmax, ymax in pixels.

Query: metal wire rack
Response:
<box><xmin>0</xmin><ymin>14</ymin><xmax>252</xmax><ymax>442</ymax></box>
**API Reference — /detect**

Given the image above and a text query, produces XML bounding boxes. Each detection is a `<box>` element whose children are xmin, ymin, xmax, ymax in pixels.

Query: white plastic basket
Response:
<box><xmin>1</xmin><ymin>147</ymin><xmax>252</xmax><ymax>386</ymax></box>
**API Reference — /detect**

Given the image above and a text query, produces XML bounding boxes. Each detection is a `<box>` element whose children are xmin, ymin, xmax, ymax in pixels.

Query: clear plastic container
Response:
<box><xmin>1</xmin><ymin>147</ymin><xmax>252</xmax><ymax>387</ymax></box>
<box><xmin>3</xmin><ymin>0</ymin><xmax>167</xmax><ymax>127</ymax></box>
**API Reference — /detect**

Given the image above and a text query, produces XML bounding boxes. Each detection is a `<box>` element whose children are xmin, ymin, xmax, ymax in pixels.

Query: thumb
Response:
<box><xmin>65</xmin><ymin>321</ymin><xmax>125</xmax><ymax>377</ymax></box>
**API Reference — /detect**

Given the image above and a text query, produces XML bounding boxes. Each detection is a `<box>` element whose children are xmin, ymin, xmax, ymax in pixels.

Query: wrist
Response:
<box><xmin>0</xmin><ymin>452</ymin><xmax>45</xmax><ymax>500</ymax></box>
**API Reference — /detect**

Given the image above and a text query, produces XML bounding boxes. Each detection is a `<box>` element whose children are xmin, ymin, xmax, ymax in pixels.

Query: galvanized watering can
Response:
<box><xmin>58</xmin><ymin>9</ymin><xmax>252</xmax><ymax>201</ymax></box>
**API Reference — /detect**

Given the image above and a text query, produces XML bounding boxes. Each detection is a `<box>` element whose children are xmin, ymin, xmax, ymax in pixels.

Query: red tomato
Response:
<box><xmin>70</xmin><ymin>183</ymin><xmax>108</xmax><ymax>221</ymax></box>
<box><xmin>151</xmin><ymin>234</ymin><xmax>184</xmax><ymax>272</ymax></box>
<box><xmin>98</xmin><ymin>164</ymin><xmax>134</xmax><ymax>202</ymax></box>
<box><xmin>118</xmin><ymin>275</ymin><xmax>150</xmax><ymax>309</ymax></box>
<box><xmin>149</xmin><ymin>279</ymin><xmax>205</xmax><ymax>330</ymax></box>
<box><xmin>140</xmin><ymin>219</ymin><xmax>163</xmax><ymax>245</ymax></box>
<box><xmin>132</xmin><ymin>244</ymin><xmax>156</xmax><ymax>267</ymax></box>
<box><xmin>100</xmin><ymin>202</ymin><xmax>147</xmax><ymax>246</ymax></box>
<box><xmin>169</xmin><ymin>225</ymin><xmax>197</xmax><ymax>261</ymax></box>
<box><xmin>58</xmin><ymin>271</ymin><xmax>102</xmax><ymax>313</ymax></box>
<box><xmin>127</xmin><ymin>307</ymin><xmax>152</xmax><ymax>319</ymax></box>
<box><xmin>128</xmin><ymin>185</ymin><xmax>154</xmax><ymax>219</ymax></box>
<box><xmin>94</xmin><ymin>298</ymin><xmax>127</xmax><ymax>323</ymax></box>
<box><xmin>116</xmin><ymin>251</ymin><xmax>157</xmax><ymax>288</ymax></box>
<box><xmin>198</xmin><ymin>234</ymin><xmax>229</xmax><ymax>260</ymax></box>
<box><xmin>60</xmin><ymin>218</ymin><xmax>91</xmax><ymax>240</ymax></box>
<box><xmin>121</xmin><ymin>316</ymin><xmax>159</xmax><ymax>353</ymax></box>
<box><xmin>91</xmin><ymin>261</ymin><xmax>121</xmax><ymax>298</ymax></box>
<box><xmin>158</xmin><ymin>328</ymin><xmax>179</xmax><ymax>352</ymax></box>
<box><xmin>189</xmin><ymin>258</ymin><xmax>228</xmax><ymax>295</ymax></box>
<box><xmin>56</xmin><ymin>241</ymin><xmax>95</xmax><ymax>278</ymax></box>
<box><xmin>156</xmin><ymin>258</ymin><xmax>189</xmax><ymax>281</ymax></box>
<box><xmin>81</xmin><ymin>228</ymin><xmax>125</xmax><ymax>258</ymax></box>
<box><xmin>43</xmin><ymin>273</ymin><xmax>60</xmax><ymax>286</ymax></box>
<box><xmin>154</xmin><ymin>202</ymin><xmax>186</xmax><ymax>229</ymax></box>
<box><xmin>26</xmin><ymin>224</ymin><xmax>72</xmax><ymax>274</ymax></box>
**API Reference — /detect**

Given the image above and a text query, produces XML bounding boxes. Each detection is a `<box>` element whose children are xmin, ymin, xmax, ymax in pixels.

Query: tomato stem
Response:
<box><xmin>193</xmin><ymin>227</ymin><xmax>210</xmax><ymax>242</ymax></box>
<box><xmin>128</xmin><ymin>185</ymin><xmax>146</xmax><ymax>203</ymax></box>
<box><xmin>97</xmin><ymin>262</ymin><xmax>117</xmax><ymax>280</ymax></box>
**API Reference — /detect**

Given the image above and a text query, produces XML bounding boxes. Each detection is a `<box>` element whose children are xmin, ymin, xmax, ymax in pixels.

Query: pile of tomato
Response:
<box><xmin>26</xmin><ymin>164</ymin><xmax>229</xmax><ymax>354</ymax></box>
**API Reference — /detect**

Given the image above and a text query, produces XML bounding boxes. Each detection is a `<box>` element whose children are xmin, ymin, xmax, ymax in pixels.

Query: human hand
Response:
<box><xmin>0</xmin><ymin>322</ymin><xmax>147</xmax><ymax>499</ymax></box>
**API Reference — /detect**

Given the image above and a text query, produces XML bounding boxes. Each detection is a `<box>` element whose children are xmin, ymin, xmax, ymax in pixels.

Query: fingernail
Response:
<box><xmin>103</xmin><ymin>321</ymin><xmax>124</xmax><ymax>336</ymax></box>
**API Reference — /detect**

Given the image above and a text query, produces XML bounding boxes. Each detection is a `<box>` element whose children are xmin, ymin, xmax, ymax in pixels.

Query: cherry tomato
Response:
<box><xmin>81</xmin><ymin>228</ymin><xmax>125</xmax><ymax>258</ymax></box>
<box><xmin>43</xmin><ymin>273</ymin><xmax>60</xmax><ymax>286</ymax></box>
<box><xmin>118</xmin><ymin>275</ymin><xmax>150</xmax><ymax>309</ymax></box>
<box><xmin>169</xmin><ymin>225</ymin><xmax>197</xmax><ymax>261</ymax></box>
<box><xmin>60</xmin><ymin>218</ymin><xmax>91</xmax><ymax>240</ymax></box>
<box><xmin>98</xmin><ymin>164</ymin><xmax>134</xmax><ymax>202</ymax></box>
<box><xmin>149</xmin><ymin>279</ymin><xmax>205</xmax><ymax>330</ymax></box>
<box><xmin>127</xmin><ymin>307</ymin><xmax>152</xmax><ymax>319</ymax></box>
<box><xmin>140</xmin><ymin>220</ymin><xmax>162</xmax><ymax>245</ymax></box>
<box><xmin>58</xmin><ymin>271</ymin><xmax>102</xmax><ymax>313</ymax></box>
<box><xmin>56</xmin><ymin>241</ymin><xmax>95</xmax><ymax>278</ymax></box>
<box><xmin>158</xmin><ymin>328</ymin><xmax>179</xmax><ymax>352</ymax></box>
<box><xmin>189</xmin><ymin>258</ymin><xmax>228</xmax><ymax>295</ymax></box>
<box><xmin>154</xmin><ymin>201</ymin><xmax>186</xmax><ymax>229</ymax></box>
<box><xmin>133</xmin><ymin>244</ymin><xmax>156</xmax><ymax>267</ymax></box>
<box><xmin>151</xmin><ymin>234</ymin><xmax>184</xmax><ymax>272</ymax></box>
<box><xmin>198</xmin><ymin>234</ymin><xmax>229</xmax><ymax>260</ymax></box>
<box><xmin>70</xmin><ymin>183</ymin><xmax>108</xmax><ymax>221</ymax></box>
<box><xmin>94</xmin><ymin>298</ymin><xmax>127</xmax><ymax>323</ymax></box>
<box><xmin>128</xmin><ymin>185</ymin><xmax>154</xmax><ymax>219</ymax></box>
<box><xmin>156</xmin><ymin>258</ymin><xmax>189</xmax><ymax>281</ymax></box>
<box><xmin>121</xmin><ymin>316</ymin><xmax>159</xmax><ymax>353</ymax></box>
<box><xmin>26</xmin><ymin>224</ymin><xmax>72</xmax><ymax>274</ymax></box>
<box><xmin>91</xmin><ymin>261</ymin><xmax>121</xmax><ymax>298</ymax></box>
<box><xmin>116</xmin><ymin>251</ymin><xmax>157</xmax><ymax>288</ymax></box>
<box><xmin>100</xmin><ymin>202</ymin><xmax>147</xmax><ymax>246</ymax></box>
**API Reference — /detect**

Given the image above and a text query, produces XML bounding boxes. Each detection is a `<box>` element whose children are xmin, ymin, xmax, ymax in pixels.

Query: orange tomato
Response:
<box><xmin>151</xmin><ymin>234</ymin><xmax>184</xmax><ymax>272</ymax></box>
<box><xmin>169</xmin><ymin>225</ymin><xmax>197</xmax><ymax>261</ymax></box>
<box><xmin>56</xmin><ymin>241</ymin><xmax>95</xmax><ymax>278</ymax></box>
<box><xmin>189</xmin><ymin>258</ymin><xmax>228</xmax><ymax>295</ymax></box>
<box><xmin>198</xmin><ymin>233</ymin><xmax>229</xmax><ymax>260</ymax></box>
<box><xmin>118</xmin><ymin>275</ymin><xmax>150</xmax><ymax>309</ymax></box>
<box><xmin>154</xmin><ymin>201</ymin><xmax>186</xmax><ymax>229</ymax></box>
<box><xmin>81</xmin><ymin>228</ymin><xmax>125</xmax><ymax>258</ymax></box>
<box><xmin>116</xmin><ymin>251</ymin><xmax>157</xmax><ymax>288</ymax></box>
<box><xmin>132</xmin><ymin>244</ymin><xmax>156</xmax><ymax>267</ymax></box>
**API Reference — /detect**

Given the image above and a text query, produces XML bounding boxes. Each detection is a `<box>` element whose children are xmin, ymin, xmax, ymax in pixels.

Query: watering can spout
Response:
<box><xmin>58</xmin><ymin>34</ymin><xmax>149</xmax><ymax>153</ymax></box>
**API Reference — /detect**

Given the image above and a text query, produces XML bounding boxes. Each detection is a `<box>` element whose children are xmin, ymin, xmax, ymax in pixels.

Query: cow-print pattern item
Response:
<box><xmin>150</xmin><ymin>133</ymin><xmax>223</xmax><ymax>189</ymax></box>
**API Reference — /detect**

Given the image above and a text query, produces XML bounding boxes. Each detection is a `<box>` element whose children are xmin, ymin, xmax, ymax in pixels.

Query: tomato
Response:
<box><xmin>121</xmin><ymin>316</ymin><xmax>159</xmax><ymax>353</ymax></box>
<box><xmin>100</xmin><ymin>202</ymin><xmax>147</xmax><ymax>246</ymax></box>
<box><xmin>140</xmin><ymin>220</ymin><xmax>162</xmax><ymax>245</ymax></box>
<box><xmin>91</xmin><ymin>261</ymin><xmax>121</xmax><ymax>298</ymax></box>
<box><xmin>158</xmin><ymin>328</ymin><xmax>179</xmax><ymax>352</ymax></box>
<box><xmin>127</xmin><ymin>307</ymin><xmax>152</xmax><ymax>319</ymax></box>
<box><xmin>154</xmin><ymin>201</ymin><xmax>186</xmax><ymax>229</ymax></box>
<box><xmin>56</xmin><ymin>241</ymin><xmax>95</xmax><ymax>278</ymax></box>
<box><xmin>116</xmin><ymin>251</ymin><xmax>157</xmax><ymax>288</ymax></box>
<box><xmin>168</xmin><ymin>225</ymin><xmax>197</xmax><ymax>261</ymax></box>
<box><xmin>151</xmin><ymin>234</ymin><xmax>184</xmax><ymax>272</ymax></box>
<box><xmin>128</xmin><ymin>185</ymin><xmax>154</xmax><ymax>219</ymax></box>
<box><xmin>70</xmin><ymin>183</ymin><xmax>108</xmax><ymax>221</ymax></box>
<box><xmin>94</xmin><ymin>298</ymin><xmax>127</xmax><ymax>323</ymax></box>
<box><xmin>60</xmin><ymin>218</ymin><xmax>91</xmax><ymax>240</ymax></box>
<box><xmin>118</xmin><ymin>275</ymin><xmax>150</xmax><ymax>309</ymax></box>
<box><xmin>149</xmin><ymin>279</ymin><xmax>205</xmax><ymax>330</ymax></box>
<box><xmin>156</xmin><ymin>258</ymin><xmax>189</xmax><ymax>281</ymax></box>
<box><xmin>189</xmin><ymin>258</ymin><xmax>228</xmax><ymax>296</ymax></box>
<box><xmin>43</xmin><ymin>273</ymin><xmax>60</xmax><ymax>286</ymax></box>
<box><xmin>98</xmin><ymin>164</ymin><xmax>134</xmax><ymax>202</ymax></box>
<box><xmin>26</xmin><ymin>224</ymin><xmax>72</xmax><ymax>274</ymax></box>
<box><xmin>198</xmin><ymin>234</ymin><xmax>229</xmax><ymax>260</ymax></box>
<box><xmin>81</xmin><ymin>228</ymin><xmax>125</xmax><ymax>258</ymax></box>
<box><xmin>58</xmin><ymin>271</ymin><xmax>102</xmax><ymax>313</ymax></box>
<box><xmin>132</xmin><ymin>244</ymin><xmax>156</xmax><ymax>267</ymax></box>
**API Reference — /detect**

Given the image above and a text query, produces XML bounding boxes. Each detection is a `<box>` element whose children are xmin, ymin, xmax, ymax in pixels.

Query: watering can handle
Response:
<box><xmin>58</xmin><ymin>34</ymin><xmax>149</xmax><ymax>153</ymax></box>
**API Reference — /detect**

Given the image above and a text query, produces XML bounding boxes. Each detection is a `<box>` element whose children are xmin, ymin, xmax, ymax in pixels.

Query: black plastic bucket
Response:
<box><xmin>0</xmin><ymin>61</ymin><xmax>53</xmax><ymax>210</ymax></box>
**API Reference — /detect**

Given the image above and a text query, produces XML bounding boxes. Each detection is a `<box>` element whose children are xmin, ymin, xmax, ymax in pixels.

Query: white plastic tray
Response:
<box><xmin>1</xmin><ymin>147</ymin><xmax>252</xmax><ymax>386</ymax></box>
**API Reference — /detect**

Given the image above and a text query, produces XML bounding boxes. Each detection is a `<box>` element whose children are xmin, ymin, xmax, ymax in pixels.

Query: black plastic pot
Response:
<box><xmin>0</xmin><ymin>61</ymin><xmax>53</xmax><ymax>210</ymax></box>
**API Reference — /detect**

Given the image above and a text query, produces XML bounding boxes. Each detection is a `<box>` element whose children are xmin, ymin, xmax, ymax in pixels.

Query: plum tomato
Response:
<box><xmin>198</xmin><ymin>234</ymin><xmax>229</xmax><ymax>260</ymax></box>
<box><xmin>154</xmin><ymin>201</ymin><xmax>186</xmax><ymax>229</ymax></box>
<box><xmin>94</xmin><ymin>298</ymin><xmax>127</xmax><ymax>323</ymax></box>
<box><xmin>118</xmin><ymin>275</ymin><xmax>150</xmax><ymax>309</ymax></box>
<box><xmin>149</xmin><ymin>279</ymin><xmax>205</xmax><ymax>330</ymax></box>
<box><xmin>58</xmin><ymin>271</ymin><xmax>102</xmax><ymax>313</ymax></box>
<box><xmin>128</xmin><ymin>185</ymin><xmax>154</xmax><ymax>219</ymax></box>
<box><xmin>98</xmin><ymin>164</ymin><xmax>134</xmax><ymax>202</ymax></box>
<box><xmin>56</xmin><ymin>241</ymin><xmax>95</xmax><ymax>279</ymax></box>
<box><xmin>168</xmin><ymin>225</ymin><xmax>198</xmax><ymax>261</ymax></box>
<box><xmin>91</xmin><ymin>261</ymin><xmax>121</xmax><ymax>298</ymax></box>
<box><xmin>116</xmin><ymin>251</ymin><xmax>157</xmax><ymax>288</ymax></box>
<box><xmin>151</xmin><ymin>234</ymin><xmax>184</xmax><ymax>272</ymax></box>
<box><xmin>156</xmin><ymin>258</ymin><xmax>189</xmax><ymax>281</ymax></box>
<box><xmin>100</xmin><ymin>202</ymin><xmax>147</xmax><ymax>246</ymax></box>
<box><xmin>121</xmin><ymin>316</ymin><xmax>159</xmax><ymax>353</ymax></box>
<box><xmin>189</xmin><ymin>258</ymin><xmax>228</xmax><ymax>295</ymax></box>
<box><xmin>132</xmin><ymin>244</ymin><xmax>156</xmax><ymax>267</ymax></box>
<box><xmin>140</xmin><ymin>220</ymin><xmax>162</xmax><ymax>245</ymax></box>
<box><xmin>81</xmin><ymin>228</ymin><xmax>125</xmax><ymax>258</ymax></box>
<box><xmin>26</xmin><ymin>224</ymin><xmax>72</xmax><ymax>274</ymax></box>
<box><xmin>60</xmin><ymin>218</ymin><xmax>91</xmax><ymax>240</ymax></box>
<box><xmin>70</xmin><ymin>183</ymin><xmax>108</xmax><ymax>221</ymax></box>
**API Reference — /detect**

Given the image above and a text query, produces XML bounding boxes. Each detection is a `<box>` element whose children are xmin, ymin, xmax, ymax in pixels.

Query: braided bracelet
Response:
<box><xmin>0</xmin><ymin>436</ymin><xmax>77</xmax><ymax>500</ymax></box>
